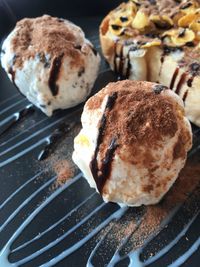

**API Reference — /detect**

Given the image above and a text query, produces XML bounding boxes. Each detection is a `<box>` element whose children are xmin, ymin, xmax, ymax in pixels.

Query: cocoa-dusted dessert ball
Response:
<box><xmin>1</xmin><ymin>15</ymin><xmax>100</xmax><ymax>116</ymax></box>
<box><xmin>73</xmin><ymin>80</ymin><xmax>192</xmax><ymax>206</ymax></box>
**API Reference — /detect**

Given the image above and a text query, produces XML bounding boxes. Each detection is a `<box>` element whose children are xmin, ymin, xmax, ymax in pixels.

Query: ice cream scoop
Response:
<box><xmin>1</xmin><ymin>15</ymin><xmax>100</xmax><ymax>116</ymax></box>
<box><xmin>72</xmin><ymin>80</ymin><xmax>192</xmax><ymax>206</ymax></box>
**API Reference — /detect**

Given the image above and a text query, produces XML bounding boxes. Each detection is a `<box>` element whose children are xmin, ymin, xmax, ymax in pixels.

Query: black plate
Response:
<box><xmin>0</xmin><ymin>1</ymin><xmax>200</xmax><ymax>267</ymax></box>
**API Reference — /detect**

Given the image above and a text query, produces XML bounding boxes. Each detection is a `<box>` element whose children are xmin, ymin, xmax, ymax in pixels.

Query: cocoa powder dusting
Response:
<box><xmin>96</xmin><ymin>154</ymin><xmax>200</xmax><ymax>256</ymax></box>
<box><xmin>54</xmin><ymin>160</ymin><xmax>74</xmax><ymax>186</ymax></box>
<box><xmin>87</xmin><ymin>80</ymin><xmax>180</xmax><ymax>166</ymax></box>
<box><xmin>11</xmin><ymin>15</ymin><xmax>84</xmax><ymax>69</ymax></box>
<box><xmin>127</xmin><ymin>155</ymin><xmax>200</xmax><ymax>252</ymax></box>
<box><xmin>39</xmin><ymin>122</ymin><xmax>81</xmax><ymax>188</ymax></box>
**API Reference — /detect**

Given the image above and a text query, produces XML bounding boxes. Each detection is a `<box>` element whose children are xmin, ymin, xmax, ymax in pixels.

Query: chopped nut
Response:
<box><xmin>132</xmin><ymin>11</ymin><xmax>150</xmax><ymax>30</ymax></box>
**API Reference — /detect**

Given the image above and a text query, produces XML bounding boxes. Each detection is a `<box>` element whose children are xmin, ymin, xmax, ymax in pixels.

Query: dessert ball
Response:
<box><xmin>73</xmin><ymin>80</ymin><xmax>192</xmax><ymax>206</ymax></box>
<box><xmin>1</xmin><ymin>15</ymin><xmax>100</xmax><ymax>116</ymax></box>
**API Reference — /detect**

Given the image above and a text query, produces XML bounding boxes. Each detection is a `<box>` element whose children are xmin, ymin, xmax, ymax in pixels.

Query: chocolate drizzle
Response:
<box><xmin>90</xmin><ymin>92</ymin><xmax>118</xmax><ymax>194</ymax></box>
<box><xmin>113</xmin><ymin>41</ymin><xmax>132</xmax><ymax>80</ymax></box>
<box><xmin>48</xmin><ymin>54</ymin><xmax>64</xmax><ymax>96</ymax></box>
<box><xmin>186</xmin><ymin>62</ymin><xmax>200</xmax><ymax>88</ymax></box>
<box><xmin>38</xmin><ymin>122</ymin><xmax>72</xmax><ymax>161</ymax></box>
<box><xmin>182</xmin><ymin>90</ymin><xmax>188</xmax><ymax>103</ymax></box>
<box><xmin>126</xmin><ymin>49</ymin><xmax>132</xmax><ymax>79</ymax></box>
<box><xmin>170</xmin><ymin>68</ymin><xmax>179</xmax><ymax>89</ymax></box>
<box><xmin>163</xmin><ymin>46</ymin><xmax>183</xmax><ymax>55</ymax></box>
<box><xmin>175</xmin><ymin>72</ymin><xmax>187</xmax><ymax>95</ymax></box>
<box><xmin>187</xmin><ymin>77</ymin><xmax>193</xmax><ymax>87</ymax></box>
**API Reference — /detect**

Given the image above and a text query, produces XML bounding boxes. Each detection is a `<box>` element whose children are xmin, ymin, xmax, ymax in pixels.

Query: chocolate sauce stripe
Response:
<box><xmin>170</xmin><ymin>68</ymin><xmax>179</xmax><ymax>90</ymax></box>
<box><xmin>175</xmin><ymin>72</ymin><xmax>187</xmax><ymax>95</ymax></box>
<box><xmin>90</xmin><ymin>92</ymin><xmax>118</xmax><ymax>193</ymax></box>
<box><xmin>0</xmin><ymin>133</ymin><xmax>198</xmax><ymax>264</ymax></box>
<box><xmin>0</xmin><ymin>22</ymin><xmax>199</xmax><ymax>267</ymax></box>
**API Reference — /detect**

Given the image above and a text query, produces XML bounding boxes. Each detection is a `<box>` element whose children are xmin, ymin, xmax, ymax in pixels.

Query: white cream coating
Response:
<box><xmin>72</xmin><ymin>84</ymin><xmax>192</xmax><ymax>206</ymax></box>
<box><xmin>1</xmin><ymin>18</ymin><xmax>100</xmax><ymax>116</ymax></box>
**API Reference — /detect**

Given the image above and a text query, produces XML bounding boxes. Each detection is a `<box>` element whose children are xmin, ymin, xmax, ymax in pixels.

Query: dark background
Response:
<box><xmin>0</xmin><ymin>0</ymin><xmax>122</xmax><ymax>40</ymax></box>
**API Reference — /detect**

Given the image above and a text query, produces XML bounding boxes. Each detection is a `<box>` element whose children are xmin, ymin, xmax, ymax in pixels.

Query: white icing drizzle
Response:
<box><xmin>39</xmin><ymin>206</ymin><xmax>128</xmax><ymax>267</ymax></box>
<box><xmin>15</xmin><ymin>202</ymin><xmax>107</xmax><ymax>265</ymax></box>
<box><xmin>0</xmin><ymin>175</ymin><xmax>57</xmax><ymax>232</ymax></box>
<box><xmin>0</xmin><ymin>170</ymin><xmax>44</xmax><ymax>210</ymax></box>
<box><xmin>169</xmin><ymin>237</ymin><xmax>200</xmax><ymax>267</ymax></box>
<box><xmin>12</xmin><ymin>192</ymin><xmax>96</xmax><ymax>253</ymax></box>
<box><xmin>0</xmin><ymin>173</ymin><xmax>82</xmax><ymax>266</ymax></box>
<box><xmin>0</xmin><ymin>98</ymin><xmax>25</xmax><ymax>116</ymax></box>
<box><xmin>144</xmin><ymin>212</ymin><xmax>199</xmax><ymax>265</ymax></box>
<box><xmin>0</xmin><ymin>93</ymin><xmax>19</xmax><ymax>107</ymax></box>
<box><xmin>0</xmin><ymin>115</ymin><xmax>67</xmax><ymax>165</ymax></box>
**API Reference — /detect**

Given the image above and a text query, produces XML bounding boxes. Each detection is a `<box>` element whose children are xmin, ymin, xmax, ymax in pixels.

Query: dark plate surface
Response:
<box><xmin>0</xmin><ymin>1</ymin><xmax>200</xmax><ymax>267</ymax></box>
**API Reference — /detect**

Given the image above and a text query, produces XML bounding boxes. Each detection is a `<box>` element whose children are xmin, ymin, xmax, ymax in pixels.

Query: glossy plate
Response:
<box><xmin>0</xmin><ymin>2</ymin><xmax>200</xmax><ymax>267</ymax></box>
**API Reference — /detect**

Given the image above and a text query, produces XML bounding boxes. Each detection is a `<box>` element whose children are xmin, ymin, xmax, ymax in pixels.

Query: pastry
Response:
<box><xmin>100</xmin><ymin>0</ymin><xmax>200</xmax><ymax>126</ymax></box>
